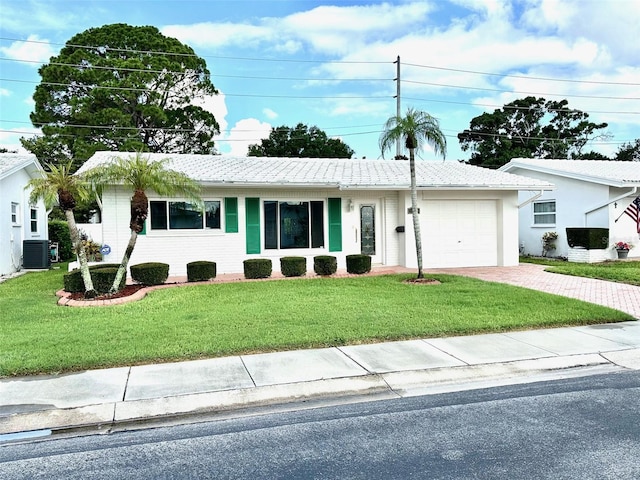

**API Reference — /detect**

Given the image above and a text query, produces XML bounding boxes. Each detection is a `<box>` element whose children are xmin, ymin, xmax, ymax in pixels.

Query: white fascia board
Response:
<box><xmin>501</xmin><ymin>160</ymin><xmax>635</xmax><ymax>188</ymax></box>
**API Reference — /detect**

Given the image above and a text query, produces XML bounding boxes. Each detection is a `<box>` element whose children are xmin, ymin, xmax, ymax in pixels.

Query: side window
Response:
<box><xmin>11</xmin><ymin>202</ymin><xmax>19</xmax><ymax>225</ymax></box>
<box><xmin>30</xmin><ymin>207</ymin><xmax>38</xmax><ymax>233</ymax></box>
<box><xmin>533</xmin><ymin>200</ymin><xmax>556</xmax><ymax>225</ymax></box>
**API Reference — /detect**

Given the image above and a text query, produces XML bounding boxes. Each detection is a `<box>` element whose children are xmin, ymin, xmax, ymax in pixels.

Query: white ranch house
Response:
<box><xmin>77</xmin><ymin>152</ymin><xmax>553</xmax><ymax>277</ymax></box>
<box><xmin>0</xmin><ymin>154</ymin><xmax>48</xmax><ymax>276</ymax></box>
<box><xmin>500</xmin><ymin>159</ymin><xmax>640</xmax><ymax>261</ymax></box>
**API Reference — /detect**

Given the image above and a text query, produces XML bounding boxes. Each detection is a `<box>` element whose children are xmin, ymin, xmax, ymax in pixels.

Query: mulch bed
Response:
<box><xmin>67</xmin><ymin>284</ymin><xmax>147</xmax><ymax>301</ymax></box>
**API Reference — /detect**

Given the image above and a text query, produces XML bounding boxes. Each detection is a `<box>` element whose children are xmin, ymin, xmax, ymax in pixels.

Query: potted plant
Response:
<box><xmin>542</xmin><ymin>231</ymin><xmax>558</xmax><ymax>257</ymax></box>
<box><xmin>612</xmin><ymin>241</ymin><xmax>633</xmax><ymax>259</ymax></box>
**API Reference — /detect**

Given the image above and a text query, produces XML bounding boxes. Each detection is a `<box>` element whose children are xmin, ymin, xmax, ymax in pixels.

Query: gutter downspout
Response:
<box><xmin>584</xmin><ymin>187</ymin><xmax>638</xmax><ymax>226</ymax></box>
<box><xmin>518</xmin><ymin>190</ymin><xmax>543</xmax><ymax>209</ymax></box>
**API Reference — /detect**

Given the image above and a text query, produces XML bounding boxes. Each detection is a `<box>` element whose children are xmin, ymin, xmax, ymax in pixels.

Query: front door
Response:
<box><xmin>360</xmin><ymin>204</ymin><xmax>375</xmax><ymax>255</ymax></box>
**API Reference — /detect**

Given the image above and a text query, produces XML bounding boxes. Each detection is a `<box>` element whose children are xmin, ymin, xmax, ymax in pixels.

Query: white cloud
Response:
<box><xmin>0</xmin><ymin>34</ymin><xmax>56</xmax><ymax>65</ymax></box>
<box><xmin>0</xmin><ymin>88</ymin><xmax>10</xmax><ymax>97</ymax></box>
<box><xmin>163</xmin><ymin>1</ymin><xmax>433</xmax><ymax>55</ymax></box>
<box><xmin>262</xmin><ymin>108</ymin><xmax>278</xmax><ymax>120</ymax></box>
<box><xmin>0</xmin><ymin>127</ymin><xmax>40</xmax><ymax>153</ymax></box>
<box><xmin>220</xmin><ymin>118</ymin><xmax>273</xmax><ymax>156</ymax></box>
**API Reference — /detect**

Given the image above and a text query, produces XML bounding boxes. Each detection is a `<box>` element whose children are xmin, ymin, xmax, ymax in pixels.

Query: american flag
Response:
<box><xmin>624</xmin><ymin>197</ymin><xmax>640</xmax><ymax>233</ymax></box>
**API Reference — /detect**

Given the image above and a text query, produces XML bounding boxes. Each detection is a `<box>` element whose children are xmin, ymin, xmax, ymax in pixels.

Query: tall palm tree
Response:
<box><xmin>83</xmin><ymin>153</ymin><xmax>202</xmax><ymax>293</ymax></box>
<box><xmin>379</xmin><ymin>107</ymin><xmax>447</xmax><ymax>279</ymax></box>
<box><xmin>26</xmin><ymin>162</ymin><xmax>97</xmax><ymax>297</ymax></box>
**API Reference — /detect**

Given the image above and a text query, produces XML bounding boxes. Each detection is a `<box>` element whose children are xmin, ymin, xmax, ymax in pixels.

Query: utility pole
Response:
<box><xmin>394</xmin><ymin>55</ymin><xmax>401</xmax><ymax>158</ymax></box>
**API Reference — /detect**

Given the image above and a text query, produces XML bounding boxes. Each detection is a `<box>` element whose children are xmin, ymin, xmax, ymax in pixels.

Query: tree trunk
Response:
<box><xmin>65</xmin><ymin>209</ymin><xmax>97</xmax><ymax>298</ymax></box>
<box><xmin>109</xmin><ymin>229</ymin><xmax>138</xmax><ymax>294</ymax></box>
<box><xmin>409</xmin><ymin>148</ymin><xmax>424</xmax><ymax>279</ymax></box>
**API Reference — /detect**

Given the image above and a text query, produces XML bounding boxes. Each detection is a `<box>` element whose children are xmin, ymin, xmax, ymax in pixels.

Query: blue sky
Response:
<box><xmin>1</xmin><ymin>0</ymin><xmax>639</xmax><ymax>161</ymax></box>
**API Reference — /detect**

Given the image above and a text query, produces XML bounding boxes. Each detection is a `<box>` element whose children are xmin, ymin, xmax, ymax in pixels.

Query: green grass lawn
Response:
<box><xmin>522</xmin><ymin>256</ymin><xmax>640</xmax><ymax>285</ymax></box>
<box><xmin>0</xmin><ymin>265</ymin><xmax>633</xmax><ymax>377</ymax></box>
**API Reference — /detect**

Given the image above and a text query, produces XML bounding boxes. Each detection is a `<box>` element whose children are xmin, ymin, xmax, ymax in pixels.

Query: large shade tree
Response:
<box><xmin>458</xmin><ymin>97</ymin><xmax>608</xmax><ymax>168</ymax></box>
<box><xmin>248</xmin><ymin>123</ymin><xmax>354</xmax><ymax>158</ymax></box>
<box><xmin>26</xmin><ymin>162</ymin><xmax>97</xmax><ymax>298</ymax></box>
<box><xmin>83</xmin><ymin>153</ymin><xmax>202</xmax><ymax>293</ymax></box>
<box><xmin>616</xmin><ymin>139</ymin><xmax>640</xmax><ymax>161</ymax></box>
<box><xmin>22</xmin><ymin>23</ymin><xmax>220</xmax><ymax>167</ymax></box>
<box><xmin>379</xmin><ymin>107</ymin><xmax>447</xmax><ymax>279</ymax></box>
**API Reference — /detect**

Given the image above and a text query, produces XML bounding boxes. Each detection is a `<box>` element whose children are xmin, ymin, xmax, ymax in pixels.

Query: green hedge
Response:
<box><xmin>63</xmin><ymin>263</ymin><xmax>124</xmax><ymax>293</ymax></box>
<box><xmin>243</xmin><ymin>259</ymin><xmax>272</xmax><ymax>279</ymax></box>
<box><xmin>130</xmin><ymin>262</ymin><xmax>169</xmax><ymax>286</ymax></box>
<box><xmin>280</xmin><ymin>256</ymin><xmax>306</xmax><ymax>277</ymax></box>
<box><xmin>566</xmin><ymin>228</ymin><xmax>609</xmax><ymax>250</ymax></box>
<box><xmin>187</xmin><ymin>261</ymin><xmax>217</xmax><ymax>282</ymax></box>
<box><xmin>346</xmin><ymin>254</ymin><xmax>371</xmax><ymax>274</ymax></box>
<box><xmin>314</xmin><ymin>255</ymin><xmax>337</xmax><ymax>276</ymax></box>
<box><xmin>48</xmin><ymin>220</ymin><xmax>73</xmax><ymax>261</ymax></box>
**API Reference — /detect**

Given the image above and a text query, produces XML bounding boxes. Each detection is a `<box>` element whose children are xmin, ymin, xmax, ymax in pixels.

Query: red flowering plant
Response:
<box><xmin>613</xmin><ymin>241</ymin><xmax>634</xmax><ymax>250</ymax></box>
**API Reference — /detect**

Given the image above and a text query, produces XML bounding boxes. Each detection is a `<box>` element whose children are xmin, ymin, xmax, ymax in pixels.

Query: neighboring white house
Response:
<box><xmin>500</xmin><ymin>159</ymin><xmax>640</xmax><ymax>260</ymax></box>
<box><xmin>0</xmin><ymin>154</ymin><xmax>48</xmax><ymax>276</ymax></box>
<box><xmin>76</xmin><ymin>152</ymin><xmax>554</xmax><ymax>277</ymax></box>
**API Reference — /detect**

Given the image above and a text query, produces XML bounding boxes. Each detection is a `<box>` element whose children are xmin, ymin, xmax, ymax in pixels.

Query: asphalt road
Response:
<box><xmin>1</xmin><ymin>370</ymin><xmax>639</xmax><ymax>479</ymax></box>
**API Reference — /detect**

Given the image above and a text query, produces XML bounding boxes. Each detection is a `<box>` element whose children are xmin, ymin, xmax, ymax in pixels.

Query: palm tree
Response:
<box><xmin>26</xmin><ymin>162</ymin><xmax>98</xmax><ymax>297</ymax></box>
<box><xmin>379</xmin><ymin>107</ymin><xmax>447</xmax><ymax>279</ymax></box>
<box><xmin>83</xmin><ymin>153</ymin><xmax>202</xmax><ymax>293</ymax></box>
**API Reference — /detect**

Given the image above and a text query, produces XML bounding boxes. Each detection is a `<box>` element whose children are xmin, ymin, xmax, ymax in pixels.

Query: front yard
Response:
<box><xmin>0</xmin><ymin>263</ymin><xmax>632</xmax><ymax>377</ymax></box>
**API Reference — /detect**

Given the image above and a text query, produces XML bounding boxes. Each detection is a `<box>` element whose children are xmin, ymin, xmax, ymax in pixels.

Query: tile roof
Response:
<box><xmin>0</xmin><ymin>153</ymin><xmax>41</xmax><ymax>180</ymax></box>
<box><xmin>79</xmin><ymin>152</ymin><xmax>554</xmax><ymax>190</ymax></box>
<box><xmin>501</xmin><ymin>158</ymin><xmax>640</xmax><ymax>187</ymax></box>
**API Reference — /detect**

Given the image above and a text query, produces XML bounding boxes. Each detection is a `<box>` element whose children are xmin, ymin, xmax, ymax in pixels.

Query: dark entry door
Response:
<box><xmin>360</xmin><ymin>205</ymin><xmax>375</xmax><ymax>255</ymax></box>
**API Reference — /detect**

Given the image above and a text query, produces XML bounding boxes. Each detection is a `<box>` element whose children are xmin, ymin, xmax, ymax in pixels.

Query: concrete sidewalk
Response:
<box><xmin>2</xmin><ymin>321</ymin><xmax>640</xmax><ymax>437</ymax></box>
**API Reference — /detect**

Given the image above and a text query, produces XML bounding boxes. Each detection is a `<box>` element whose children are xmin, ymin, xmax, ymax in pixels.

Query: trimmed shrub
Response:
<box><xmin>346</xmin><ymin>254</ymin><xmax>371</xmax><ymax>274</ymax></box>
<box><xmin>63</xmin><ymin>263</ymin><xmax>124</xmax><ymax>293</ymax></box>
<box><xmin>280</xmin><ymin>256</ymin><xmax>307</xmax><ymax>277</ymax></box>
<box><xmin>314</xmin><ymin>255</ymin><xmax>337</xmax><ymax>276</ymax></box>
<box><xmin>187</xmin><ymin>261</ymin><xmax>217</xmax><ymax>282</ymax></box>
<box><xmin>130</xmin><ymin>262</ymin><xmax>169</xmax><ymax>286</ymax></box>
<box><xmin>243</xmin><ymin>259</ymin><xmax>272</xmax><ymax>279</ymax></box>
<box><xmin>566</xmin><ymin>228</ymin><xmax>609</xmax><ymax>250</ymax></box>
<box><xmin>48</xmin><ymin>219</ymin><xmax>73</xmax><ymax>261</ymax></box>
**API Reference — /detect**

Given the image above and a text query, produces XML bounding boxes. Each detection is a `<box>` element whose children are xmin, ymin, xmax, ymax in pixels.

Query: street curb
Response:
<box><xmin>3</xmin><ymin>352</ymin><xmax>636</xmax><ymax>437</ymax></box>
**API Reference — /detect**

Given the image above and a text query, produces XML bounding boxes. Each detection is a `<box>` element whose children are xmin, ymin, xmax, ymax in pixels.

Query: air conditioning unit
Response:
<box><xmin>23</xmin><ymin>240</ymin><xmax>51</xmax><ymax>269</ymax></box>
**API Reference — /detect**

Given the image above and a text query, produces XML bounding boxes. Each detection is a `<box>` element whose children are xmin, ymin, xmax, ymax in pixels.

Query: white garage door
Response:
<box><xmin>422</xmin><ymin>200</ymin><xmax>498</xmax><ymax>268</ymax></box>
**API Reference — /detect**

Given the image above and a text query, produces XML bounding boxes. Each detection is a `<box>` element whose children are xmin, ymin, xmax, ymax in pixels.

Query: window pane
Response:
<box><xmin>534</xmin><ymin>201</ymin><xmax>555</xmax><ymax>213</ymax></box>
<box><xmin>310</xmin><ymin>201</ymin><xmax>324</xmax><ymax>248</ymax></box>
<box><xmin>205</xmin><ymin>201</ymin><xmax>221</xmax><ymax>229</ymax></box>
<box><xmin>280</xmin><ymin>202</ymin><xmax>309</xmax><ymax>249</ymax></box>
<box><xmin>150</xmin><ymin>201</ymin><xmax>167</xmax><ymax>230</ymax></box>
<box><xmin>169</xmin><ymin>202</ymin><xmax>202</xmax><ymax>229</ymax></box>
<box><xmin>534</xmin><ymin>214</ymin><xmax>556</xmax><ymax>224</ymax></box>
<box><xmin>264</xmin><ymin>201</ymin><xmax>278</xmax><ymax>249</ymax></box>
<box><xmin>30</xmin><ymin>208</ymin><xmax>38</xmax><ymax>233</ymax></box>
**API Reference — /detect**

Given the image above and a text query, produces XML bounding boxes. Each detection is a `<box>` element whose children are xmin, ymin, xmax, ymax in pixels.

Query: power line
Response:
<box><xmin>0</xmin><ymin>56</ymin><xmax>392</xmax><ymax>82</ymax></box>
<box><xmin>402</xmin><ymin>79</ymin><xmax>640</xmax><ymax>101</ymax></box>
<box><xmin>0</xmin><ymin>36</ymin><xmax>390</xmax><ymax>64</ymax></box>
<box><xmin>403</xmin><ymin>61</ymin><xmax>640</xmax><ymax>87</ymax></box>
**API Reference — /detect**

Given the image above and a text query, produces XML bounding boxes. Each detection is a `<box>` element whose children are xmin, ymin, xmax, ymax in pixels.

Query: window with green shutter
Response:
<box><xmin>328</xmin><ymin>197</ymin><xmax>342</xmax><ymax>252</ymax></box>
<box><xmin>225</xmin><ymin>198</ymin><xmax>238</xmax><ymax>233</ymax></box>
<box><xmin>245</xmin><ymin>197</ymin><xmax>261</xmax><ymax>254</ymax></box>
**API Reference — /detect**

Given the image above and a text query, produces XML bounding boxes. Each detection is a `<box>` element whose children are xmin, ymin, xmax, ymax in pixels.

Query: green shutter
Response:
<box><xmin>225</xmin><ymin>197</ymin><xmax>238</xmax><ymax>233</ymax></box>
<box><xmin>245</xmin><ymin>197</ymin><xmax>261</xmax><ymax>254</ymax></box>
<box><xmin>328</xmin><ymin>198</ymin><xmax>342</xmax><ymax>252</ymax></box>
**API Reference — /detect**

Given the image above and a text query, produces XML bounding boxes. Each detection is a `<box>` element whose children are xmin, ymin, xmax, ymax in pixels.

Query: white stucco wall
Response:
<box><xmin>0</xmin><ymin>168</ymin><xmax>48</xmax><ymax>276</ymax></box>
<box><xmin>510</xmin><ymin>167</ymin><xmax>639</xmax><ymax>260</ymax></box>
<box><xmin>98</xmin><ymin>187</ymin><xmax>401</xmax><ymax>277</ymax></box>
<box><xmin>95</xmin><ymin>186</ymin><xmax>520</xmax><ymax>277</ymax></box>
